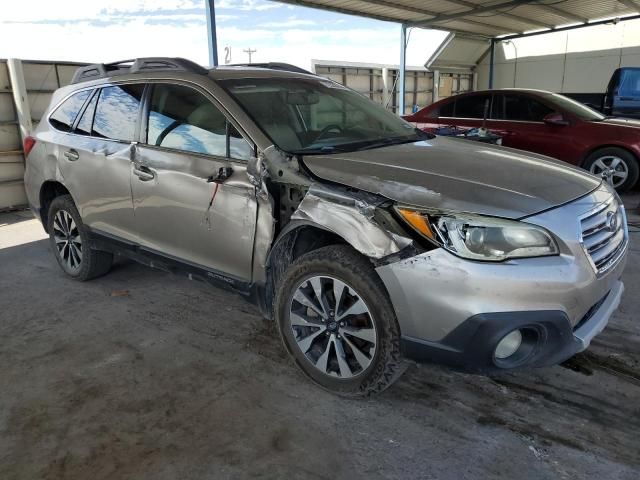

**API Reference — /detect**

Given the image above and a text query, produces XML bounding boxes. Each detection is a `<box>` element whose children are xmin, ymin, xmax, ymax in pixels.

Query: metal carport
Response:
<box><xmin>266</xmin><ymin>0</ymin><xmax>640</xmax><ymax>113</ymax></box>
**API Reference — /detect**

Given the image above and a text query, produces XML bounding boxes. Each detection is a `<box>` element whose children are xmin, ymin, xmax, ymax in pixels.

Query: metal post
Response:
<box><xmin>382</xmin><ymin>67</ymin><xmax>391</xmax><ymax>110</ymax></box>
<box><xmin>488</xmin><ymin>38</ymin><xmax>495</xmax><ymax>89</ymax></box>
<box><xmin>432</xmin><ymin>69</ymin><xmax>440</xmax><ymax>103</ymax></box>
<box><xmin>205</xmin><ymin>0</ymin><xmax>219</xmax><ymax>67</ymax></box>
<box><xmin>399</xmin><ymin>24</ymin><xmax>408</xmax><ymax>115</ymax></box>
<box><xmin>7</xmin><ymin>58</ymin><xmax>33</xmax><ymax>143</ymax></box>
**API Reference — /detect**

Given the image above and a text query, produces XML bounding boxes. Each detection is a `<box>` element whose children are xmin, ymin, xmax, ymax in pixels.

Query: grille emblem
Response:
<box><xmin>606</xmin><ymin>211</ymin><xmax>618</xmax><ymax>232</ymax></box>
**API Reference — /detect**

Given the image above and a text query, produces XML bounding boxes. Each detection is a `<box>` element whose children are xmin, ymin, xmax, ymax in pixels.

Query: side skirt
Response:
<box><xmin>89</xmin><ymin>228</ymin><xmax>254</xmax><ymax>297</ymax></box>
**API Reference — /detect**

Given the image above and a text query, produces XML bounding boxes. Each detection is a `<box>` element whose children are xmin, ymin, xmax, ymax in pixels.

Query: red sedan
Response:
<box><xmin>404</xmin><ymin>89</ymin><xmax>640</xmax><ymax>192</ymax></box>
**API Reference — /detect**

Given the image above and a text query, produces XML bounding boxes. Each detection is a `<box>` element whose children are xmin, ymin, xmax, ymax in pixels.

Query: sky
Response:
<box><xmin>0</xmin><ymin>0</ymin><xmax>449</xmax><ymax>69</ymax></box>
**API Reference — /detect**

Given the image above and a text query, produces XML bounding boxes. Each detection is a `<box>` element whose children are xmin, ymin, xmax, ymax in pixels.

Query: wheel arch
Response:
<box><xmin>39</xmin><ymin>181</ymin><xmax>72</xmax><ymax>233</ymax></box>
<box><xmin>580</xmin><ymin>143</ymin><xmax>640</xmax><ymax>168</ymax></box>
<box><xmin>262</xmin><ymin>221</ymin><xmax>351</xmax><ymax>320</ymax></box>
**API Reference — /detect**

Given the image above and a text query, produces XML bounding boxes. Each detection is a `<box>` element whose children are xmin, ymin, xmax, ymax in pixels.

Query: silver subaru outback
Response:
<box><xmin>24</xmin><ymin>58</ymin><xmax>628</xmax><ymax>396</ymax></box>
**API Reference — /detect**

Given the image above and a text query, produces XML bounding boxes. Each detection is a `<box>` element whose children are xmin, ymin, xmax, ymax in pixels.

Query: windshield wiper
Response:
<box><xmin>290</xmin><ymin>133</ymin><xmax>428</xmax><ymax>155</ymax></box>
<box><xmin>348</xmin><ymin>135</ymin><xmax>423</xmax><ymax>151</ymax></box>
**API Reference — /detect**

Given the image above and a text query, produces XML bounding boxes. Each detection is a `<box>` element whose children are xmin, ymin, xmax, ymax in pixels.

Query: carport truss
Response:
<box><xmin>251</xmin><ymin>0</ymin><xmax>640</xmax><ymax>112</ymax></box>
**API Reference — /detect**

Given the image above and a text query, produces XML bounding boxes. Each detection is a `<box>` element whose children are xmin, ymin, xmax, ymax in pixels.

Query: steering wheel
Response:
<box><xmin>314</xmin><ymin>124</ymin><xmax>344</xmax><ymax>142</ymax></box>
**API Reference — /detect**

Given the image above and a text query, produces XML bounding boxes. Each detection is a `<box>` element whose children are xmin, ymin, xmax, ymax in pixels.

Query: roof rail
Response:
<box><xmin>228</xmin><ymin>62</ymin><xmax>313</xmax><ymax>75</ymax></box>
<box><xmin>70</xmin><ymin>57</ymin><xmax>208</xmax><ymax>84</ymax></box>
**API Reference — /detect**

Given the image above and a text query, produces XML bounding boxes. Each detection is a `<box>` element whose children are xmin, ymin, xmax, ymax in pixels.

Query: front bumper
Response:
<box><xmin>400</xmin><ymin>281</ymin><xmax>624</xmax><ymax>371</ymax></box>
<box><xmin>376</xmin><ymin>183</ymin><xmax>628</xmax><ymax>370</ymax></box>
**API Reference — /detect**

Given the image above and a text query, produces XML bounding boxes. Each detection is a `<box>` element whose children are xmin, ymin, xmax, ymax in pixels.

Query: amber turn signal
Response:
<box><xmin>396</xmin><ymin>208</ymin><xmax>435</xmax><ymax>240</ymax></box>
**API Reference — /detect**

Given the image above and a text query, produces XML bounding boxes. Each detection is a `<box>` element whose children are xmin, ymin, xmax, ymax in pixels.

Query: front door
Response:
<box><xmin>489</xmin><ymin>93</ymin><xmax>569</xmax><ymax>159</ymax></box>
<box><xmin>131</xmin><ymin>82</ymin><xmax>257</xmax><ymax>282</ymax></box>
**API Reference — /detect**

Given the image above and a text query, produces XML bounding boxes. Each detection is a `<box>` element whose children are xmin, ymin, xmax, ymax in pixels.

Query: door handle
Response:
<box><xmin>64</xmin><ymin>149</ymin><xmax>79</xmax><ymax>161</ymax></box>
<box><xmin>133</xmin><ymin>164</ymin><xmax>155</xmax><ymax>181</ymax></box>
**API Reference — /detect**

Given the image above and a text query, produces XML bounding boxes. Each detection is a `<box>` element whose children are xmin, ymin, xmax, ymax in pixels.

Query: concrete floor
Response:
<box><xmin>1</xmin><ymin>199</ymin><xmax>639</xmax><ymax>480</ymax></box>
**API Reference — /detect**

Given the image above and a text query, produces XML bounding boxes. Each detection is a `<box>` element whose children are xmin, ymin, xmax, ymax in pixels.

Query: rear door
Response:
<box><xmin>53</xmin><ymin>83</ymin><xmax>144</xmax><ymax>241</ymax></box>
<box><xmin>446</xmin><ymin>93</ymin><xmax>492</xmax><ymax>131</ymax></box>
<box><xmin>131</xmin><ymin>82</ymin><xmax>257</xmax><ymax>282</ymax></box>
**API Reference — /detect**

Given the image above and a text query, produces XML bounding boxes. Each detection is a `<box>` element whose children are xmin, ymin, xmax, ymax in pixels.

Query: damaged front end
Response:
<box><xmin>250</xmin><ymin>146</ymin><xmax>423</xmax><ymax>319</ymax></box>
<box><xmin>291</xmin><ymin>184</ymin><xmax>413</xmax><ymax>259</ymax></box>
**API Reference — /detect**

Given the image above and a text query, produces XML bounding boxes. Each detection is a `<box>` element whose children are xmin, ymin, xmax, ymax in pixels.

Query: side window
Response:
<box><xmin>92</xmin><ymin>84</ymin><xmax>144</xmax><ymax>141</ymax></box>
<box><xmin>490</xmin><ymin>94</ymin><xmax>504</xmax><ymax>119</ymax></box>
<box><xmin>436</xmin><ymin>100</ymin><xmax>454</xmax><ymax>117</ymax></box>
<box><xmin>453</xmin><ymin>94</ymin><xmax>491</xmax><ymax>119</ymax></box>
<box><xmin>49</xmin><ymin>90</ymin><xmax>92</xmax><ymax>132</ymax></box>
<box><xmin>618</xmin><ymin>70</ymin><xmax>640</xmax><ymax>97</ymax></box>
<box><xmin>503</xmin><ymin>94</ymin><xmax>553</xmax><ymax>122</ymax></box>
<box><xmin>228</xmin><ymin>123</ymin><xmax>254</xmax><ymax>160</ymax></box>
<box><xmin>147</xmin><ymin>83</ymin><xmax>252</xmax><ymax>160</ymax></box>
<box><xmin>75</xmin><ymin>91</ymin><xmax>98</xmax><ymax>136</ymax></box>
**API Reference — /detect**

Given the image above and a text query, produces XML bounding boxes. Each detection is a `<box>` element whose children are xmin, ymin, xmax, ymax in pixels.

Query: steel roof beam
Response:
<box><xmin>444</xmin><ymin>0</ymin><xmax>556</xmax><ymax>29</ymax></box>
<box><xmin>408</xmin><ymin>0</ymin><xmax>538</xmax><ymax>27</ymax></box>
<box><xmin>347</xmin><ymin>0</ymin><xmax>521</xmax><ymax>34</ymax></box>
<box><xmin>531</xmin><ymin>4</ymin><xmax>588</xmax><ymax>23</ymax></box>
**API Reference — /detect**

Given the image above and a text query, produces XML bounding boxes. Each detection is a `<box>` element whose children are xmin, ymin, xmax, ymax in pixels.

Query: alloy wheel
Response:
<box><xmin>53</xmin><ymin>210</ymin><xmax>83</xmax><ymax>271</ymax></box>
<box><xmin>288</xmin><ymin>275</ymin><xmax>377</xmax><ymax>379</ymax></box>
<box><xmin>589</xmin><ymin>155</ymin><xmax>629</xmax><ymax>188</ymax></box>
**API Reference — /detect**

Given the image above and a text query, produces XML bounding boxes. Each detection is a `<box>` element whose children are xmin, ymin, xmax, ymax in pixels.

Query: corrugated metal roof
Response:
<box><xmin>272</xmin><ymin>0</ymin><xmax>640</xmax><ymax>38</ymax></box>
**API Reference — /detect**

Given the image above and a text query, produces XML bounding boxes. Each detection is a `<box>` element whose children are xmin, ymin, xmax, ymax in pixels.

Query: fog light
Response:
<box><xmin>495</xmin><ymin>330</ymin><xmax>523</xmax><ymax>359</ymax></box>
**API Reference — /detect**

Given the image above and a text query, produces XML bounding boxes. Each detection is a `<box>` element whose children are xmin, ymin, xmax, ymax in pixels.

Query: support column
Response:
<box><xmin>7</xmin><ymin>58</ymin><xmax>33</xmax><ymax>143</ymax></box>
<box><xmin>488</xmin><ymin>38</ymin><xmax>495</xmax><ymax>89</ymax></box>
<box><xmin>399</xmin><ymin>23</ymin><xmax>408</xmax><ymax>115</ymax></box>
<box><xmin>205</xmin><ymin>0</ymin><xmax>219</xmax><ymax>67</ymax></box>
<box><xmin>382</xmin><ymin>67</ymin><xmax>391</xmax><ymax>110</ymax></box>
<box><xmin>432</xmin><ymin>69</ymin><xmax>440</xmax><ymax>103</ymax></box>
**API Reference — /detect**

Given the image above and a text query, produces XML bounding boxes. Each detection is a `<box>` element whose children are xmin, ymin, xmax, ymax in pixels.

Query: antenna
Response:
<box><xmin>243</xmin><ymin>48</ymin><xmax>257</xmax><ymax>64</ymax></box>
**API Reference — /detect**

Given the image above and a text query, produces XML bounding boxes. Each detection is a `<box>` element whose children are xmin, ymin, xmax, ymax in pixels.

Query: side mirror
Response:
<box><xmin>543</xmin><ymin>112</ymin><xmax>569</xmax><ymax>126</ymax></box>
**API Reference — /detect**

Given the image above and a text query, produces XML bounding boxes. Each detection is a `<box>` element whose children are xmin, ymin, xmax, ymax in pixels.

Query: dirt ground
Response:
<box><xmin>1</xmin><ymin>197</ymin><xmax>639</xmax><ymax>480</ymax></box>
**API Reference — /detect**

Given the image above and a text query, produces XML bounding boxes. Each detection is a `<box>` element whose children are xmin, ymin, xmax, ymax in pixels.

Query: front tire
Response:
<box><xmin>583</xmin><ymin>147</ymin><xmax>639</xmax><ymax>193</ymax></box>
<box><xmin>47</xmin><ymin>195</ymin><xmax>113</xmax><ymax>281</ymax></box>
<box><xmin>274</xmin><ymin>245</ymin><xmax>405</xmax><ymax>397</ymax></box>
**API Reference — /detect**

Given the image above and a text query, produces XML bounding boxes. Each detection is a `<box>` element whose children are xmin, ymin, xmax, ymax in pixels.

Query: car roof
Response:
<box><xmin>208</xmin><ymin>65</ymin><xmax>320</xmax><ymax>81</ymax></box>
<box><xmin>458</xmin><ymin>88</ymin><xmax>554</xmax><ymax>96</ymax></box>
<box><xmin>70</xmin><ymin>57</ymin><xmax>320</xmax><ymax>85</ymax></box>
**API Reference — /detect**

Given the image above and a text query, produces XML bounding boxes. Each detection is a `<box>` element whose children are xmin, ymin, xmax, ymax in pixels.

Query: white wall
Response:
<box><xmin>0</xmin><ymin>60</ymin><xmax>86</xmax><ymax>210</ymax></box>
<box><xmin>477</xmin><ymin>19</ymin><xmax>640</xmax><ymax>93</ymax></box>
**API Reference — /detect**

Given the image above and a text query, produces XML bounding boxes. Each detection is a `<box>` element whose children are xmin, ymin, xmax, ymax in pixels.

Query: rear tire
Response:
<box><xmin>583</xmin><ymin>147</ymin><xmax>639</xmax><ymax>193</ymax></box>
<box><xmin>47</xmin><ymin>195</ymin><xmax>113</xmax><ymax>281</ymax></box>
<box><xmin>274</xmin><ymin>245</ymin><xmax>405</xmax><ymax>397</ymax></box>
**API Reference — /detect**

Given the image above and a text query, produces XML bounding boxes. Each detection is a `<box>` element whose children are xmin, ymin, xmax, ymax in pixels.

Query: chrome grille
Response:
<box><xmin>580</xmin><ymin>196</ymin><xmax>628</xmax><ymax>275</ymax></box>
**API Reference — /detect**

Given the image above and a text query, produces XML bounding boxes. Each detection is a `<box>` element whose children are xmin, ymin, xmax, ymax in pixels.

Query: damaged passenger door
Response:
<box><xmin>131</xmin><ymin>82</ymin><xmax>257</xmax><ymax>283</ymax></box>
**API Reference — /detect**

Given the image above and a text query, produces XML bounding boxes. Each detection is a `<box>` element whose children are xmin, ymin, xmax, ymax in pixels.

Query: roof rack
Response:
<box><xmin>228</xmin><ymin>62</ymin><xmax>313</xmax><ymax>75</ymax></box>
<box><xmin>70</xmin><ymin>57</ymin><xmax>208</xmax><ymax>84</ymax></box>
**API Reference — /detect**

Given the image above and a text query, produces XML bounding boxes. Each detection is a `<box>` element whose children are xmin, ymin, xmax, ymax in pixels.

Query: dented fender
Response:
<box><xmin>290</xmin><ymin>184</ymin><xmax>412</xmax><ymax>259</ymax></box>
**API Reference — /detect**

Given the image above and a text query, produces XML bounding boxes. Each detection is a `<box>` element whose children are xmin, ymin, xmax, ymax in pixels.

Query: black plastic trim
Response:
<box><xmin>89</xmin><ymin>228</ymin><xmax>253</xmax><ymax>296</ymax></box>
<box><xmin>401</xmin><ymin>310</ymin><xmax>581</xmax><ymax>372</ymax></box>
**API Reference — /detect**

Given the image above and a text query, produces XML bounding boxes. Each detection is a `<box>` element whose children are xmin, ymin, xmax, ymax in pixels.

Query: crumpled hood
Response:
<box><xmin>302</xmin><ymin>136</ymin><xmax>602</xmax><ymax>219</ymax></box>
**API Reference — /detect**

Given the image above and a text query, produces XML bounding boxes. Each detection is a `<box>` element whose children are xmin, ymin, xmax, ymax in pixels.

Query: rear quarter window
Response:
<box><xmin>49</xmin><ymin>90</ymin><xmax>92</xmax><ymax>132</ymax></box>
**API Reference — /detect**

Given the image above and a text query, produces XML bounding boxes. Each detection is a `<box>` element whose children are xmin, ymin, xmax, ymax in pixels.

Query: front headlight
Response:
<box><xmin>395</xmin><ymin>207</ymin><xmax>559</xmax><ymax>261</ymax></box>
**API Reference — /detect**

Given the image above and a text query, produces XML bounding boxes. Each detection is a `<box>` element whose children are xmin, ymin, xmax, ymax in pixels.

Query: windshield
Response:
<box><xmin>219</xmin><ymin>77</ymin><xmax>430</xmax><ymax>154</ymax></box>
<box><xmin>546</xmin><ymin>93</ymin><xmax>606</xmax><ymax>121</ymax></box>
